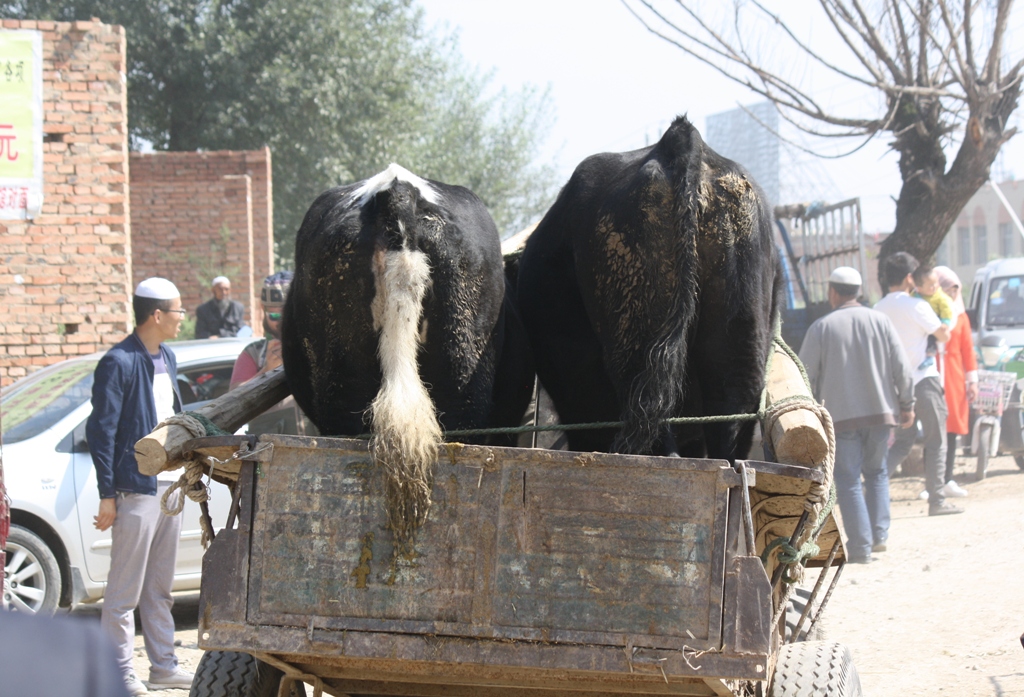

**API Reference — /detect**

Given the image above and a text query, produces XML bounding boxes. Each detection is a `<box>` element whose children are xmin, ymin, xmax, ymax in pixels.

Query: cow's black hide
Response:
<box><xmin>517</xmin><ymin>116</ymin><xmax>782</xmax><ymax>461</ymax></box>
<box><xmin>281</xmin><ymin>164</ymin><xmax>534</xmax><ymax>446</ymax></box>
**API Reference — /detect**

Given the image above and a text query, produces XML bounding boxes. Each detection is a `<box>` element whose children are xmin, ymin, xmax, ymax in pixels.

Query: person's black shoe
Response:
<box><xmin>929</xmin><ymin>501</ymin><xmax>964</xmax><ymax>516</ymax></box>
<box><xmin>847</xmin><ymin>554</ymin><xmax>873</xmax><ymax>564</ymax></box>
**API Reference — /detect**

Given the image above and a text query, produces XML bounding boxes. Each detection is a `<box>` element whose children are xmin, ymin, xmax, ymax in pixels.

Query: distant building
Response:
<box><xmin>705</xmin><ymin>102</ymin><xmax>781</xmax><ymax>206</ymax></box>
<box><xmin>936</xmin><ymin>179</ymin><xmax>1024</xmax><ymax>301</ymax></box>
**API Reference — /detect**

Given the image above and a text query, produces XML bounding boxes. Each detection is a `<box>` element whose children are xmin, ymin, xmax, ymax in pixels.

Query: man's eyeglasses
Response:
<box><xmin>266</xmin><ymin>312</ymin><xmax>283</xmax><ymax>321</ymax></box>
<box><xmin>162</xmin><ymin>308</ymin><xmax>187</xmax><ymax>316</ymax></box>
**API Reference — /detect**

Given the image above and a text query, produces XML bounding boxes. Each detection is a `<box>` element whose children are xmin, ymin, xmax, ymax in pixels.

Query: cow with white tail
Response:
<box><xmin>281</xmin><ymin>164</ymin><xmax>534</xmax><ymax>542</ymax></box>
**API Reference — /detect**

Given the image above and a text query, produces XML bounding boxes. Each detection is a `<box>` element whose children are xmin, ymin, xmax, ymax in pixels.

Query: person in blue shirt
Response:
<box><xmin>86</xmin><ymin>277</ymin><xmax>195</xmax><ymax>695</ymax></box>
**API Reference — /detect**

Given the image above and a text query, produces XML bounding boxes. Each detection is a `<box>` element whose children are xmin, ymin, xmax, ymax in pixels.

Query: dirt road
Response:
<box><xmin>817</xmin><ymin>454</ymin><xmax>1024</xmax><ymax>696</ymax></box>
<box><xmin>75</xmin><ymin>454</ymin><xmax>1024</xmax><ymax>696</ymax></box>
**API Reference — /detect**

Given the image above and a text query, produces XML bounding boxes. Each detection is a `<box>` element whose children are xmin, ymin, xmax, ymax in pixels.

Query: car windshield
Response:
<box><xmin>1</xmin><ymin>359</ymin><xmax>97</xmax><ymax>444</ymax></box>
<box><xmin>986</xmin><ymin>275</ymin><xmax>1024</xmax><ymax>327</ymax></box>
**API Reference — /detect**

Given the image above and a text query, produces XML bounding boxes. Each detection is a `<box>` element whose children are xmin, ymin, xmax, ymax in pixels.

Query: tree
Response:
<box><xmin>2</xmin><ymin>0</ymin><xmax>557</xmax><ymax>264</ymax></box>
<box><xmin>622</xmin><ymin>0</ymin><xmax>1022</xmax><ymax>278</ymax></box>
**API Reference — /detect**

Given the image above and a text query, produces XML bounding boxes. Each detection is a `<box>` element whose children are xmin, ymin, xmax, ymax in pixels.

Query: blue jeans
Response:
<box><xmin>834</xmin><ymin>425</ymin><xmax>892</xmax><ymax>559</ymax></box>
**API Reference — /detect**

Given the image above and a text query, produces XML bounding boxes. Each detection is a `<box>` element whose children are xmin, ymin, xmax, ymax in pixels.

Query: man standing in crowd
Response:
<box><xmin>194</xmin><ymin>275</ymin><xmax>245</xmax><ymax>339</ymax></box>
<box><xmin>875</xmin><ymin>252</ymin><xmax>963</xmax><ymax>516</ymax></box>
<box><xmin>86</xmin><ymin>278</ymin><xmax>196</xmax><ymax>695</ymax></box>
<box><xmin>800</xmin><ymin>267</ymin><xmax>915</xmax><ymax>563</ymax></box>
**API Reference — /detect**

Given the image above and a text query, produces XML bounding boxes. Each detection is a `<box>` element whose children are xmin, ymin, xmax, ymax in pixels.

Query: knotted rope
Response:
<box><xmin>157</xmin><ymin>412</ymin><xmax>230</xmax><ymax>548</ymax></box>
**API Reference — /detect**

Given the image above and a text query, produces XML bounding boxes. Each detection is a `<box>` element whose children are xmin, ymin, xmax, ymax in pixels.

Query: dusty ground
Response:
<box><xmin>73</xmin><ymin>453</ymin><xmax>1024</xmax><ymax>696</ymax></box>
<box><xmin>814</xmin><ymin>453</ymin><xmax>1024</xmax><ymax>696</ymax></box>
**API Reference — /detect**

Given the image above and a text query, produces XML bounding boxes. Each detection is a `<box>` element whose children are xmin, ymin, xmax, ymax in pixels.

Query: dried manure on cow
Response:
<box><xmin>281</xmin><ymin>164</ymin><xmax>533</xmax><ymax>543</ymax></box>
<box><xmin>517</xmin><ymin>116</ymin><xmax>783</xmax><ymax>461</ymax></box>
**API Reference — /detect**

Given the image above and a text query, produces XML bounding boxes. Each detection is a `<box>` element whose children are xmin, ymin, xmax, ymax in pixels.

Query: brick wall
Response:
<box><xmin>0</xmin><ymin>19</ymin><xmax>129</xmax><ymax>386</ymax></box>
<box><xmin>128</xmin><ymin>148</ymin><xmax>273</xmax><ymax>333</ymax></box>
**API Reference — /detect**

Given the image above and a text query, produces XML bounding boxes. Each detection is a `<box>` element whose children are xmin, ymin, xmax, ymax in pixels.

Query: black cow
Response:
<box><xmin>517</xmin><ymin>116</ymin><xmax>782</xmax><ymax>461</ymax></box>
<box><xmin>282</xmin><ymin>164</ymin><xmax>533</xmax><ymax>538</ymax></box>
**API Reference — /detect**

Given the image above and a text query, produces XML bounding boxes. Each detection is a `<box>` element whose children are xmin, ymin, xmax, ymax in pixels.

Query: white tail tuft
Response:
<box><xmin>368</xmin><ymin>246</ymin><xmax>441</xmax><ymax>543</ymax></box>
<box><xmin>350</xmin><ymin>163</ymin><xmax>441</xmax><ymax>209</ymax></box>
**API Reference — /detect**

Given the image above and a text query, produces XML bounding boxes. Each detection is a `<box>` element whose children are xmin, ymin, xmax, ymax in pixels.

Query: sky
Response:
<box><xmin>417</xmin><ymin>0</ymin><xmax>1024</xmax><ymax>235</ymax></box>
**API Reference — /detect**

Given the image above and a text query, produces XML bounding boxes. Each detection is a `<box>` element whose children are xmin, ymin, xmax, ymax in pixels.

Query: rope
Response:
<box><xmin>756</xmin><ymin>331</ymin><xmax>838</xmax><ymax>583</ymax></box>
<box><xmin>156</xmin><ymin>411</ymin><xmax>229</xmax><ymax>547</ymax></box>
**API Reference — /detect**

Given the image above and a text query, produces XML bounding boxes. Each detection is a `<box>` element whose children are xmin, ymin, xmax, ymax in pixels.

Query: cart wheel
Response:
<box><xmin>784</xmin><ymin>587</ymin><xmax>825</xmax><ymax>642</ymax></box>
<box><xmin>976</xmin><ymin>423</ymin><xmax>993</xmax><ymax>481</ymax></box>
<box><xmin>189</xmin><ymin>650</ymin><xmax>306</xmax><ymax>697</ymax></box>
<box><xmin>769</xmin><ymin>641</ymin><xmax>861</xmax><ymax>696</ymax></box>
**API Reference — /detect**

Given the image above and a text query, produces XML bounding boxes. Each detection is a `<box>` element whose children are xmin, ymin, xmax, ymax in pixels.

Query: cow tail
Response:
<box><xmin>368</xmin><ymin>186</ymin><xmax>442</xmax><ymax>545</ymax></box>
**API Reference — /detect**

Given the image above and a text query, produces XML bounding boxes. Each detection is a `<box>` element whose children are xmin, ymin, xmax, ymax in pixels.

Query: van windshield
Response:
<box><xmin>986</xmin><ymin>275</ymin><xmax>1024</xmax><ymax>327</ymax></box>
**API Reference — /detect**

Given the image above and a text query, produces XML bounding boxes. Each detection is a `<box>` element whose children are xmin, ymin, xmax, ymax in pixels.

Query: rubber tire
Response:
<box><xmin>1015</xmin><ymin>454</ymin><xmax>1024</xmax><ymax>471</ymax></box>
<box><xmin>769</xmin><ymin>641</ymin><xmax>862</xmax><ymax>696</ymax></box>
<box><xmin>785</xmin><ymin>587</ymin><xmax>825</xmax><ymax>642</ymax></box>
<box><xmin>977</xmin><ymin>423</ymin><xmax>992</xmax><ymax>481</ymax></box>
<box><xmin>4</xmin><ymin>524</ymin><xmax>62</xmax><ymax>615</ymax></box>
<box><xmin>189</xmin><ymin>650</ymin><xmax>305</xmax><ymax>697</ymax></box>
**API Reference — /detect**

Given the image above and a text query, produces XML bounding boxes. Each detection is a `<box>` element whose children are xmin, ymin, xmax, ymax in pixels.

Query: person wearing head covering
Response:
<box><xmin>85</xmin><ymin>278</ymin><xmax>196</xmax><ymax>694</ymax></box>
<box><xmin>229</xmin><ymin>271</ymin><xmax>313</xmax><ymax>435</ymax></box>
<box><xmin>194</xmin><ymin>275</ymin><xmax>246</xmax><ymax>339</ymax></box>
<box><xmin>799</xmin><ymin>266</ymin><xmax>915</xmax><ymax>564</ymax></box>
<box><xmin>934</xmin><ymin>265</ymin><xmax>978</xmax><ymax>498</ymax></box>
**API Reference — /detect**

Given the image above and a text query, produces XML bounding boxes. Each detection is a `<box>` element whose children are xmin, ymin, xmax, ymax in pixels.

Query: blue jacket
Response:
<box><xmin>86</xmin><ymin>333</ymin><xmax>183</xmax><ymax>498</ymax></box>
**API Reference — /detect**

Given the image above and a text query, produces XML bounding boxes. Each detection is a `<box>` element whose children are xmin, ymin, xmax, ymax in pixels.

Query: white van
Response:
<box><xmin>967</xmin><ymin>257</ymin><xmax>1024</xmax><ymax>353</ymax></box>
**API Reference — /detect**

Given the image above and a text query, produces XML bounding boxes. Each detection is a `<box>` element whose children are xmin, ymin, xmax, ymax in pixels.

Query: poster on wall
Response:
<box><xmin>0</xmin><ymin>30</ymin><xmax>43</xmax><ymax>220</ymax></box>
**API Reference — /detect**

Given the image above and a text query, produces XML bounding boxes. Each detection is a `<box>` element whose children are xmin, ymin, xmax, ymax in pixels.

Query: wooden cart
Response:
<box><xmin>186</xmin><ymin>432</ymin><xmax>856</xmax><ymax>697</ymax></box>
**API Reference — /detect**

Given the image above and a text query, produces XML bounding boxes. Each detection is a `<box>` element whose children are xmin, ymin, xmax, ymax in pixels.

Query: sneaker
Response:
<box><xmin>872</xmin><ymin>542</ymin><xmax>887</xmax><ymax>553</ymax></box>
<box><xmin>929</xmin><ymin>501</ymin><xmax>964</xmax><ymax>516</ymax></box>
<box><xmin>847</xmin><ymin>554</ymin><xmax>873</xmax><ymax>564</ymax></box>
<box><xmin>940</xmin><ymin>480</ymin><xmax>969</xmax><ymax>498</ymax></box>
<box><xmin>124</xmin><ymin>673</ymin><xmax>148</xmax><ymax>696</ymax></box>
<box><xmin>918</xmin><ymin>489</ymin><xmax>929</xmax><ymax>501</ymax></box>
<box><xmin>146</xmin><ymin>668</ymin><xmax>195</xmax><ymax>690</ymax></box>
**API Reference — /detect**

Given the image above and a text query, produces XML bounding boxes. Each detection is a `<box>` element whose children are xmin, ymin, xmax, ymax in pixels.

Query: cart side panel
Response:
<box><xmin>492</xmin><ymin>462</ymin><xmax>722</xmax><ymax>641</ymax></box>
<box><xmin>243</xmin><ymin>436</ymin><xmax>736</xmax><ymax>649</ymax></box>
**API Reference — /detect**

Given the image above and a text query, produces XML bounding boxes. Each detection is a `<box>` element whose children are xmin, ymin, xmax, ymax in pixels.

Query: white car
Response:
<box><xmin>2</xmin><ymin>338</ymin><xmax>251</xmax><ymax>614</ymax></box>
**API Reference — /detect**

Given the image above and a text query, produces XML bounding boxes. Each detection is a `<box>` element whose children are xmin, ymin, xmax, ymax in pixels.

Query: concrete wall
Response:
<box><xmin>937</xmin><ymin>179</ymin><xmax>1024</xmax><ymax>300</ymax></box>
<box><xmin>0</xmin><ymin>19</ymin><xmax>129</xmax><ymax>385</ymax></box>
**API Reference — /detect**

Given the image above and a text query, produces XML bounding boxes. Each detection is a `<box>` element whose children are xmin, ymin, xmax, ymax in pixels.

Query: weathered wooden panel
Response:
<box><xmin>493</xmin><ymin>464</ymin><xmax>720</xmax><ymax>639</ymax></box>
<box><xmin>242</xmin><ymin>435</ymin><xmax>736</xmax><ymax>649</ymax></box>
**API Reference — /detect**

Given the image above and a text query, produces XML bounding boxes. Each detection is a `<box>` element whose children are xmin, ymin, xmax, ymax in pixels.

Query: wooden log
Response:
<box><xmin>763</xmin><ymin>346</ymin><xmax>829</xmax><ymax>467</ymax></box>
<box><xmin>135</xmin><ymin>367</ymin><xmax>291</xmax><ymax>476</ymax></box>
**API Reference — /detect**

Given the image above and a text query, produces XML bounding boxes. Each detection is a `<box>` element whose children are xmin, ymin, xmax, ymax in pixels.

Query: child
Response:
<box><xmin>913</xmin><ymin>265</ymin><xmax>956</xmax><ymax>370</ymax></box>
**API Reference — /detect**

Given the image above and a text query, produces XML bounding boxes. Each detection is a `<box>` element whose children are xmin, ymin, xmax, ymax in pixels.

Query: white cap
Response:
<box><xmin>829</xmin><ymin>266</ymin><xmax>862</xmax><ymax>287</ymax></box>
<box><xmin>134</xmin><ymin>277</ymin><xmax>180</xmax><ymax>300</ymax></box>
<box><xmin>212</xmin><ymin>276</ymin><xmax>230</xmax><ymax>287</ymax></box>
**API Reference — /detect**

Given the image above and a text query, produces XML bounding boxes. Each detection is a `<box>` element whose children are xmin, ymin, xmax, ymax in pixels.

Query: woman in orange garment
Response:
<box><xmin>935</xmin><ymin>266</ymin><xmax>978</xmax><ymax>496</ymax></box>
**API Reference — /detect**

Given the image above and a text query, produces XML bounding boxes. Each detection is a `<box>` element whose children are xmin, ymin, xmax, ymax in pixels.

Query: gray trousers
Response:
<box><xmin>101</xmin><ymin>482</ymin><xmax>182</xmax><ymax>679</ymax></box>
<box><xmin>886</xmin><ymin>376</ymin><xmax>948</xmax><ymax>507</ymax></box>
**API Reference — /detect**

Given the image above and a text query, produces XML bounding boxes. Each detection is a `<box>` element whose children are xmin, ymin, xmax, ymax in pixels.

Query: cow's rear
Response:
<box><xmin>518</xmin><ymin>116</ymin><xmax>782</xmax><ymax>461</ymax></box>
<box><xmin>282</xmin><ymin>164</ymin><xmax>533</xmax><ymax>541</ymax></box>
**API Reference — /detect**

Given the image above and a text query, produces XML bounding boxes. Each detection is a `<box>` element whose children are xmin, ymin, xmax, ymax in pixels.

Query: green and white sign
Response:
<box><xmin>0</xmin><ymin>30</ymin><xmax>43</xmax><ymax>220</ymax></box>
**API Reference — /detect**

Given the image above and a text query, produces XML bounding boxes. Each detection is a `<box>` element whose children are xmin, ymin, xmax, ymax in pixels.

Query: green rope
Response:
<box><xmin>182</xmin><ymin>411</ymin><xmax>230</xmax><ymax>437</ymax></box>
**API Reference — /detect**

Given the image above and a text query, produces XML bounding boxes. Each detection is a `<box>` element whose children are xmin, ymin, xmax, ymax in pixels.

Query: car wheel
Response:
<box><xmin>3</xmin><ymin>524</ymin><xmax>62</xmax><ymax>614</ymax></box>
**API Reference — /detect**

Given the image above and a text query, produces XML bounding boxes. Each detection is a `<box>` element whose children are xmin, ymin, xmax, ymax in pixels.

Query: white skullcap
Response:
<box><xmin>134</xmin><ymin>277</ymin><xmax>180</xmax><ymax>300</ymax></box>
<box><xmin>212</xmin><ymin>276</ymin><xmax>230</xmax><ymax>286</ymax></box>
<box><xmin>829</xmin><ymin>266</ymin><xmax>862</xmax><ymax>287</ymax></box>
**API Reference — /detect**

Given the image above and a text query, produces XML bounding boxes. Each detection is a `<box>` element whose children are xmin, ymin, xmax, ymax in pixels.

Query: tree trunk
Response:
<box><xmin>878</xmin><ymin>84</ymin><xmax>1022</xmax><ymax>282</ymax></box>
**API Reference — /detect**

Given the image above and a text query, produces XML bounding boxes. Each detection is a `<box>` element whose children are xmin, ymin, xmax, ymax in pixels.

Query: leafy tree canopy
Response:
<box><xmin>2</xmin><ymin>0</ymin><xmax>557</xmax><ymax>264</ymax></box>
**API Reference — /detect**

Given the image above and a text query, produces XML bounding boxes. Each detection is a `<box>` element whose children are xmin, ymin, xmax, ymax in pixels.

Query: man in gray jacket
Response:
<box><xmin>799</xmin><ymin>267</ymin><xmax>915</xmax><ymax>564</ymax></box>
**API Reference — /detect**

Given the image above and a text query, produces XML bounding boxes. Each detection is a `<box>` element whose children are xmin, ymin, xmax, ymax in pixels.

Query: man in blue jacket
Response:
<box><xmin>87</xmin><ymin>277</ymin><xmax>194</xmax><ymax>695</ymax></box>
